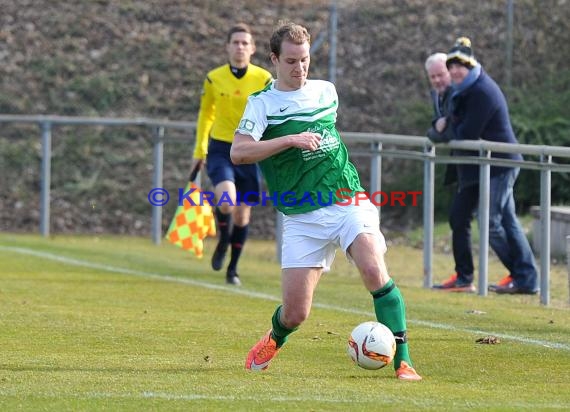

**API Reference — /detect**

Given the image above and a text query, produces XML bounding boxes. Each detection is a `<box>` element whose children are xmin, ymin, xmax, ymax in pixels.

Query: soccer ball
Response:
<box><xmin>347</xmin><ymin>321</ymin><xmax>396</xmax><ymax>370</ymax></box>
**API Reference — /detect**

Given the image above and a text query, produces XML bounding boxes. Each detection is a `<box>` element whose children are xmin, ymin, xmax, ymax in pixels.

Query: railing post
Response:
<box><xmin>477</xmin><ymin>150</ymin><xmax>491</xmax><ymax>296</ymax></box>
<box><xmin>39</xmin><ymin>121</ymin><xmax>52</xmax><ymax>237</ymax></box>
<box><xmin>328</xmin><ymin>0</ymin><xmax>338</xmax><ymax>84</ymax></box>
<box><xmin>566</xmin><ymin>235</ymin><xmax>570</xmax><ymax>305</ymax></box>
<box><xmin>151</xmin><ymin>126</ymin><xmax>164</xmax><ymax>245</ymax></box>
<box><xmin>370</xmin><ymin>142</ymin><xmax>382</xmax><ymax>220</ymax></box>
<box><xmin>539</xmin><ymin>154</ymin><xmax>552</xmax><ymax>305</ymax></box>
<box><xmin>423</xmin><ymin>143</ymin><xmax>435</xmax><ymax>288</ymax></box>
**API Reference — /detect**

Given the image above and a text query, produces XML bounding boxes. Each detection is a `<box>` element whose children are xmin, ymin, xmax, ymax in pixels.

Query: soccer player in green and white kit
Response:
<box><xmin>231</xmin><ymin>21</ymin><xmax>422</xmax><ymax>381</ymax></box>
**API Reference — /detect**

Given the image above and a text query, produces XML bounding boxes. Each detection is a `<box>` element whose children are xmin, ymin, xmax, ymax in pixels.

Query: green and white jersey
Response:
<box><xmin>236</xmin><ymin>79</ymin><xmax>363</xmax><ymax>215</ymax></box>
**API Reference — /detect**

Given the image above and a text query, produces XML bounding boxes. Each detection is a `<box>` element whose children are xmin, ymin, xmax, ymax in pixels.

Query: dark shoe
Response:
<box><xmin>433</xmin><ymin>273</ymin><xmax>476</xmax><ymax>293</ymax></box>
<box><xmin>493</xmin><ymin>282</ymin><xmax>538</xmax><ymax>295</ymax></box>
<box><xmin>211</xmin><ymin>242</ymin><xmax>228</xmax><ymax>271</ymax></box>
<box><xmin>488</xmin><ymin>274</ymin><xmax>513</xmax><ymax>292</ymax></box>
<box><xmin>226</xmin><ymin>269</ymin><xmax>241</xmax><ymax>286</ymax></box>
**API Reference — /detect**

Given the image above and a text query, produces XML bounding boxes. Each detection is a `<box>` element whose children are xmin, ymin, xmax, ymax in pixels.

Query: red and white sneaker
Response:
<box><xmin>245</xmin><ymin>330</ymin><xmax>280</xmax><ymax>371</ymax></box>
<box><xmin>488</xmin><ymin>274</ymin><xmax>513</xmax><ymax>292</ymax></box>
<box><xmin>396</xmin><ymin>361</ymin><xmax>422</xmax><ymax>381</ymax></box>
<box><xmin>434</xmin><ymin>273</ymin><xmax>457</xmax><ymax>288</ymax></box>
<box><xmin>433</xmin><ymin>273</ymin><xmax>476</xmax><ymax>293</ymax></box>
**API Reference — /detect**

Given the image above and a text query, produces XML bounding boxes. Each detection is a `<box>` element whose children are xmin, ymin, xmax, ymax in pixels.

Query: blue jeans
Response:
<box><xmin>449</xmin><ymin>168</ymin><xmax>538</xmax><ymax>290</ymax></box>
<box><xmin>488</xmin><ymin>168</ymin><xmax>538</xmax><ymax>290</ymax></box>
<box><xmin>449</xmin><ymin>184</ymin><xmax>478</xmax><ymax>283</ymax></box>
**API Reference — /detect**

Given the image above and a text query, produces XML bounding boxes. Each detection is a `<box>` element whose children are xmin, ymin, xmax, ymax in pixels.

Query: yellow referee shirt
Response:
<box><xmin>193</xmin><ymin>63</ymin><xmax>272</xmax><ymax>159</ymax></box>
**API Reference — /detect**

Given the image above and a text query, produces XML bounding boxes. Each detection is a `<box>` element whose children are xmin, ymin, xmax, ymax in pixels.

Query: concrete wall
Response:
<box><xmin>531</xmin><ymin>206</ymin><xmax>570</xmax><ymax>259</ymax></box>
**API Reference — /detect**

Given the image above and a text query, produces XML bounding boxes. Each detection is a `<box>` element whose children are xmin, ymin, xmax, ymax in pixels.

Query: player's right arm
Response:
<box><xmin>192</xmin><ymin>76</ymin><xmax>216</xmax><ymax>160</ymax></box>
<box><xmin>230</xmin><ymin>132</ymin><xmax>321</xmax><ymax>165</ymax></box>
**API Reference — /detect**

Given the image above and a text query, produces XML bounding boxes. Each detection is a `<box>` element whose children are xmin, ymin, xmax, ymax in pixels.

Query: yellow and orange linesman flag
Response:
<box><xmin>165</xmin><ymin>167</ymin><xmax>216</xmax><ymax>258</ymax></box>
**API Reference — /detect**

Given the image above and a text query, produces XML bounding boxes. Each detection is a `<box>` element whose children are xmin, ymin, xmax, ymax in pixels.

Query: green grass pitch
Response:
<box><xmin>1</xmin><ymin>233</ymin><xmax>569</xmax><ymax>411</ymax></box>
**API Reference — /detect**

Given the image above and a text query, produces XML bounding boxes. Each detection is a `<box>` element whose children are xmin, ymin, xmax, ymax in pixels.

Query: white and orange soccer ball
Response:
<box><xmin>347</xmin><ymin>321</ymin><xmax>396</xmax><ymax>370</ymax></box>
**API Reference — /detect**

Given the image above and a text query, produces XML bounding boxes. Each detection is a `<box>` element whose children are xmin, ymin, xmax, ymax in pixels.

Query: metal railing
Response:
<box><xmin>342</xmin><ymin>132</ymin><xmax>570</xmax><ymax>305</ymax></box>
<box><xmin>0</xmin><ymin>114</ymin><xmax>196</xmax><ymax>245</ymax></box>
<box><xmin>2</xmin><ymin>114</ymin><xmax>570</xmax><ymax>305</ymax></box>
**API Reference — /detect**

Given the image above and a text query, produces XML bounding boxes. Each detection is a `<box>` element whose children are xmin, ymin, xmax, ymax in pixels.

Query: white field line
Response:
<box><xmin>2</xmin><ymin>245</ymin><xmax>569</xmax><ymax>352</ymax></box>
<box><xmin>0</xmin><ymin>388</ymin><xmax>568</xmax><ymax>410</ymax></box>
<box><xmin>0</xmin><ymin>389</ymin><xmax>567</xmax><ymax>409</ymax></box>
<box><xmin>0</xmin><ymin>389</ymin><xmax>377</xmax><ymax>404</ymax></box>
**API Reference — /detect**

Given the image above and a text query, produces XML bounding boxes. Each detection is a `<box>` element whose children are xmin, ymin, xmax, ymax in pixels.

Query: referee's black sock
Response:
<box><xmin>228</xmin><ymin>224</ymin><xmax>248</xmax><ymax>272</ymax></box>
<box><xmin>215</xmin><ymin>208</ymin><xmax>232</xmax><ymax>245</ymax></box>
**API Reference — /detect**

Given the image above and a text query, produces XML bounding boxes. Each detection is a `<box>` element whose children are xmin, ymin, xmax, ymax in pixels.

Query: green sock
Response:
<box><xmin>370</xmin><ymin>278</ymin><xmax>412</xmax><ymax>370</ymax></box>
<box><xmin>271</xmin><ymin>305</ymin><xmax>297</xmax><ymax>348</ymax></box>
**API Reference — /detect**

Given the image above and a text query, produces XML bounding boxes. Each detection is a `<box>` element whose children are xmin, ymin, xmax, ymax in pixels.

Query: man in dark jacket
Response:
<box><xmin>425</xmin><ymin>52</ymin><xmax>457</xmax><ymax>186</ymax></box>
<box><xmin>431</xmin><ymin>37</ymin><xmax>538</xmax><ymax>295</ymax></box>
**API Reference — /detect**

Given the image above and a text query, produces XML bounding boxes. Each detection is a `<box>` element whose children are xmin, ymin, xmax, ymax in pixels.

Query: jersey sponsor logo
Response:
<box><xmin>301</xmin><ymin>127</ymin><xmax>339</xmax><ymax>161</ymax></box>
<box><xmin>279</xmin><ymin>106</ymin><xmax>289</xmax><ymax>112</ymax></box>
<box><xmin>239</xmin><ymin>118</ymin><xmax>255</xmax><ymax>131</ymax></box>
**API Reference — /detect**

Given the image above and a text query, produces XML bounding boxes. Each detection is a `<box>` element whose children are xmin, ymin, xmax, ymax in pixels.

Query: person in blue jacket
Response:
<box><xmin>431</xmin><ymin>37</ymin><xmax>538</xmax><ymax>295</ymax></box>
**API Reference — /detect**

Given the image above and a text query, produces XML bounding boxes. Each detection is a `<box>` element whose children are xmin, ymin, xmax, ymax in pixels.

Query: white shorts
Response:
<box><xmin>281</xmin><ymin>198</ymin><xmax>387</xmax><ymax>270</ymax></box>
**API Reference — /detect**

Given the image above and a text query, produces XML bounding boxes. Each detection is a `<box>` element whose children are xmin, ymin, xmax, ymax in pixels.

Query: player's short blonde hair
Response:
<box><xmin>270</xmin><ymin>21</ymin><xmax>311</xmax><ymax>57</ymax></box>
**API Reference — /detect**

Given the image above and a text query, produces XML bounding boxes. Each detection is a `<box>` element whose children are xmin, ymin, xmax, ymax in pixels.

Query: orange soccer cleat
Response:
<box><xmin>245</xmin><ymin>330</ymin><xmax>280</xmax><ymax>371</ymax></box>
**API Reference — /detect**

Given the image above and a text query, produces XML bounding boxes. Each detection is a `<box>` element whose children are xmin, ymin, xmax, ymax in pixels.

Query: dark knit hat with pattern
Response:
<box><xmin>446</xmin><ymin>37</ymin><xmax>477</xmax><ymax>69</ymax></box>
